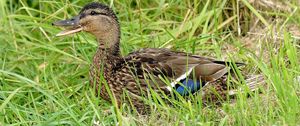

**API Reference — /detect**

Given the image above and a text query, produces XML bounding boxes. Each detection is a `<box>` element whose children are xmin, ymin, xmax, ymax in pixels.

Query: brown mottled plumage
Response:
<box><xmin>53</xmin><ymin>2</ymin><xmax>263</xmax><ymax>113</ymax></box>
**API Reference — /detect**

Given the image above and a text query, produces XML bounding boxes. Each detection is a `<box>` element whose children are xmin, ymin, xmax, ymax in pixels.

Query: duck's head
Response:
<box><xmin>53</xmin><ymin>2</ymin><xmax>120</xmax><ymax>46</ymax></box>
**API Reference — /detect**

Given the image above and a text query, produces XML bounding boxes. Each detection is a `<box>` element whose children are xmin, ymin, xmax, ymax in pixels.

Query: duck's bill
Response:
<box><xmin>52</xmin><ymin>16</ymin><xmax>82</xmax><ymax>36</ymax></box>
<box><xmin>55</xmin><ymin>27</ymin><xmax>83</xmax><ymax>36</ymax></box>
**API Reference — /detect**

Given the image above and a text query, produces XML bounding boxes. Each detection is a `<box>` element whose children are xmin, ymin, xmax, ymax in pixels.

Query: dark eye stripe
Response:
<box><xmin>79</xmin><ymin>13</ymin><xmax>86</xmax><ymax>19</ymax></box>
<box><xmin>90</xmin><ymin>11</ymin><xmax>107</xmax><ymax>16</ymax></box>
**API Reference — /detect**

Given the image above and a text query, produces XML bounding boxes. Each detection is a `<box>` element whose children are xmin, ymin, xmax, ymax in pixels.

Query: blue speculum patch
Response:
<box><xmin>175</xmin><ymin>78</ymin><xmax>203</xmax><ymax>96</ymax></box>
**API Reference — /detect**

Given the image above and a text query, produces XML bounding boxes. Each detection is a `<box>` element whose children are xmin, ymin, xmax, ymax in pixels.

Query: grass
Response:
<box><xmin>0</xmin><ymin>0</ymin><xmax>300</xmax><ymax>125</ymax></box>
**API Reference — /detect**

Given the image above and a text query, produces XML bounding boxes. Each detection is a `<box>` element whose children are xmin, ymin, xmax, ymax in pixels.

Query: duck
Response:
<box><xmin>53</xmin><ymin>2</ymin><xmax>263</xmax><ymax>113</ymax></box>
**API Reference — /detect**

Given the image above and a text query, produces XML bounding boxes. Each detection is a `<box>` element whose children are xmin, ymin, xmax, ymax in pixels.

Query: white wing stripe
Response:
<box><xmin>166</xmin><ymin>66</ymin><xmax>195</xmax><ymax>91</ymax></box>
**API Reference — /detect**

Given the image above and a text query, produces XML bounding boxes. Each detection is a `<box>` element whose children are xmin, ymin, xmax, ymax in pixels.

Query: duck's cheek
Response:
<box><xmin>82</xmin><ymin>24</ymin><xmax>95</xmax><ymax>32</ymax></box>
<box><xmin>80</xmin><ymin>25</ymin><xmax>87</xmax><ymax>32</ymax></box>
<box><xmin>98</xmin><ymin>18</ymin><xmax>113</xmax><ymax>30</ymax></box>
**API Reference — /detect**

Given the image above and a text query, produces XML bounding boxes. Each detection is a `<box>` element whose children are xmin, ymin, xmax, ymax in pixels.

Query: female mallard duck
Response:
<box><xmin>53</xmin><ymin>2</ymin><xmax>262</xmax><ymax>112</ymax></box>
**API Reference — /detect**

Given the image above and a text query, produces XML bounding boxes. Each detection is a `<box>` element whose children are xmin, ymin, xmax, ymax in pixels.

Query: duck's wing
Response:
<box><xmin>120</xmin><ymin>48</ymin><xmax>241</xmax><ymax>95</ymax></box>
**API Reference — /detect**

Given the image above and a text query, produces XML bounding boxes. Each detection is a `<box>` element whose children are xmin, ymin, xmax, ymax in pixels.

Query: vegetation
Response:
<box><xmin>0</xmin><ymin>0</ymin><xmax>299</xmax><ymax>125</ymax></box>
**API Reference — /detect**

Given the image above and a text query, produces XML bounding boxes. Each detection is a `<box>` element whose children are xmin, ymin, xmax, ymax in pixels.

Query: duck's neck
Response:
<box><xmin>93</xmin><ymin>24</ymin><xmax>121</xmax><ymax>70</ymax></box>
<box><xmin>97</xmin><ymin>35</ymin><xmax>120</xmax><ymax>57</ymax></box>
<box><xmin>96</xmin><ymin>23</ymin><xmax>121</xmax><ymax>56</ymax></box>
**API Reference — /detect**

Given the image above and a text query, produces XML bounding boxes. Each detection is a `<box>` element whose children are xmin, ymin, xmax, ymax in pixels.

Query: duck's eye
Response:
<box><xmin>90</xmin><ymin>11</ymin><xmax>97</xmax><ymax>15</ymax></box>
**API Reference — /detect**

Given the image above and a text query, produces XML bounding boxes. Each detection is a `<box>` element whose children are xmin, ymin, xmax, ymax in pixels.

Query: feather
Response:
<box><xmin>228</xmin><ymin>75</ymin><xmax>265</xmax><ymax>95</ymax></box>
<box><xmin>175</xmin><ymin>78</ymin><xmax>202</xmax><ymax>96</ymax></box>
<box><xmin>167</xmin><ymin>65</ymin><xmax>196</xmax><ymax>91</ymax></box>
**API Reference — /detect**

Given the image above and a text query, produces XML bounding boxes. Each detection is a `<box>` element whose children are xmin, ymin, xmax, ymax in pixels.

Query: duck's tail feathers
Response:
<box><xmin>228</xmin><ymin>74</ymin><xmax>266</xmax><ymax>95</ymax></box>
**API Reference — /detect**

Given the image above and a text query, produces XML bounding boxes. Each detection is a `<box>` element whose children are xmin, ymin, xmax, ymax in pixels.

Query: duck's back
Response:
<box><xmin>116</xmin><ymin>48</ymin><xmax>235</xmax><ymax>96</ymax></box>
